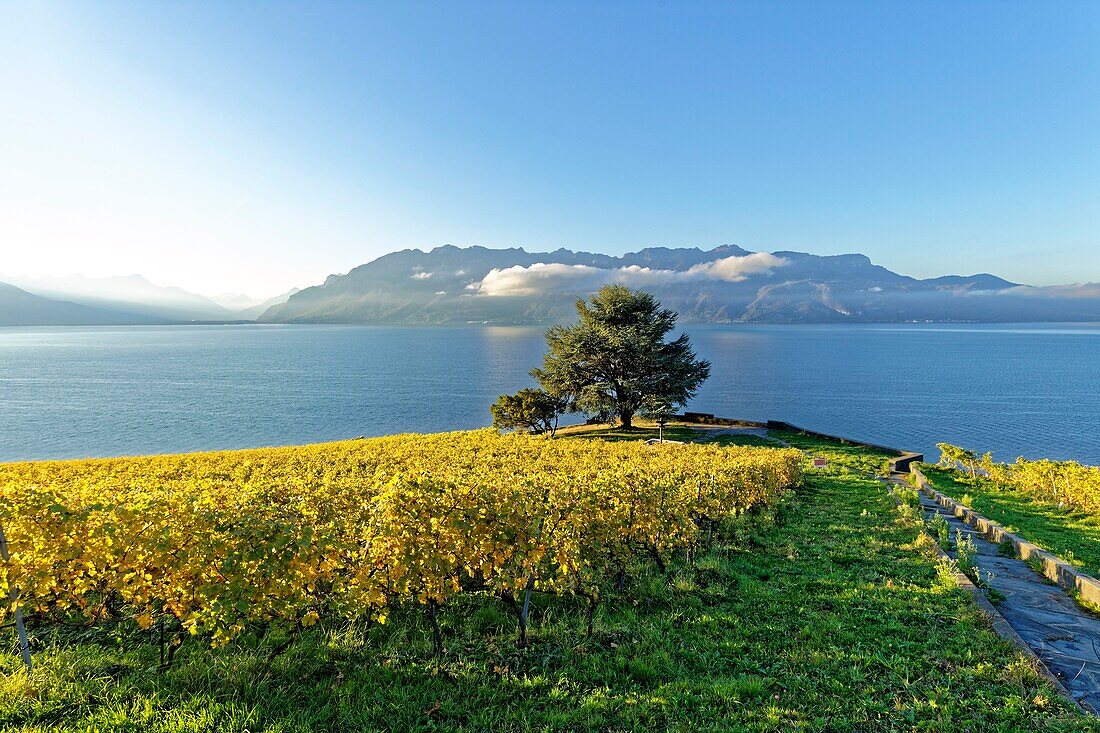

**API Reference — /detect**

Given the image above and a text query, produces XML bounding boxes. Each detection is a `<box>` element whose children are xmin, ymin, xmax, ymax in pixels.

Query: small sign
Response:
<box><xmin>812</xmin><ymin>457</ymin><xmax>828</xmax><ymax>469</ymax></box>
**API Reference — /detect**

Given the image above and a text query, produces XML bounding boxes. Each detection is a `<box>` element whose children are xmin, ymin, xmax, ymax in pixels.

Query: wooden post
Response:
<box><xmin>0</xmin><ymin>519</ymin><xmax>31</xmax><ymax>672</ymax></box>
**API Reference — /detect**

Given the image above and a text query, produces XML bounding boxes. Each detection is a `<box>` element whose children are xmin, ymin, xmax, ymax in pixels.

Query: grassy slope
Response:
<box><xmin>707</xmin><ymin>434</ymin><xmax>782</xmax><ymax>449</ymax></box>
<box><xmin>769</xmin><ymin>429</ymin><xmax>898</xmax><ymax>476</ymax></box>
<box><xmin>558</xmin><ymin>421</ymin><xmax>785</xmax><ymax>449</ymax></box>
<box><xmin>921</xmin><ymin>465</ymin><xmax>1100</xmax><ymax>577</ymax></box>
<box><xmin>1</xmin><ymin>434</ymin><xmax>1095</xmax><ymax>732</ymax></box>
<box><xmin>553</xmin><ymin>422</ymin><xmax>708</xmax><ymax>443</ymax></box>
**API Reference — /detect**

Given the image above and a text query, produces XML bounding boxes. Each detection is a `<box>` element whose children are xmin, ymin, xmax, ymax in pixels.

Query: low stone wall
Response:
<box><xmin>912</xmin><ymin>466</ymin><xmax>1100</xmax><ymax>607</ymax></box>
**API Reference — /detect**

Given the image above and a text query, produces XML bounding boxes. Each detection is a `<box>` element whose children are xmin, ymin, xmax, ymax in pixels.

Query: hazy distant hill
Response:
<box><xmin>234</xmin><ymin>289</ymin><xmax>301</xmax><ymax>320</ymax></box>
<box><xmin>210</xmin><ymin>288</ymin><xmax>299</xmax><ymax>318</ymax></box>
<box><xmin>4</xmin><ymin>274</ymin><xmax>239</xmax><ymax>322</ymax></box>
<box><xmin>0</xmin><ymin>275</ymin><xmax>301</xmax><ymax>325</ymax></box>
<box><xmin>0</xmin><ymin>282</ymin><xmax>161</xmax><ymax>326</ymax></box>
<box><xmin>258</xmin><ymin>245</ymin><xmax>1100</xmax><ymax>324</ymax></box>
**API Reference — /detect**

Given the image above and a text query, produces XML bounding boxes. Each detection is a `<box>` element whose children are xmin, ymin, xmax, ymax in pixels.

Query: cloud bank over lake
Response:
<box><xmin>472</xmin><ymin>253</ymin><xmax>790</xmax><ymax>297</ymax></box>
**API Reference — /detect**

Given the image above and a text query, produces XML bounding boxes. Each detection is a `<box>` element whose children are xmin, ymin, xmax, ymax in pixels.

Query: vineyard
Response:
<box><xmin>937</xmin><ymin>443</ymin><xmax>1100</xmax><ymax>514</ymax></box>
<box><xmin>0</xmin><ymin>430</ymin><xmax>801</xmax><ymax>655</ymax></box>
<box><xmin>2</xmin><ymin>431</ymin><xmax>1091</xmax><ymax>730</ymax></box>
<box><xmin>931</xmin><ymin>443</ymin><xmax>1100</xmax><ymax>578</ymax></box>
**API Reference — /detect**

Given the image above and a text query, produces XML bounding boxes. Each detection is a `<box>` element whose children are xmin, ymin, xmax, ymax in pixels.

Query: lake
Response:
<box><xmin>0</xmin><ymin>323</ymin><xmax>1097</xmax><ymax>464</ymax></box>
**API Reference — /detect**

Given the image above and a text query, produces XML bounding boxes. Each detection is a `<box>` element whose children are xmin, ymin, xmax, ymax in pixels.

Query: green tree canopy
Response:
<box><xmin>490</xmin><ymin>388</ymin><xmax>566</xmax><ymax>435</ymax></box>
<box><xmin>531</xmin><ymin>285</ymin><xmax>710</xmax><ymax>429</ymax></box>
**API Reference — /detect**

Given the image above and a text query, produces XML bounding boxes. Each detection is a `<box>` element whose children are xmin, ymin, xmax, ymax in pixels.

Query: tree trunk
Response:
<box><xmin>620</xmin><ymin>410</ymin><xmax>634</xmax><ymax>430</ymax></box>
<box><xmin>427</xmin><ymin>601</ymin><xmax>444</xmax><ymax>658</ymax></box>
<box><xmin>517</xmin><ymin>576</ymin><xmax>535</xmax><ymax>647</ymax></box>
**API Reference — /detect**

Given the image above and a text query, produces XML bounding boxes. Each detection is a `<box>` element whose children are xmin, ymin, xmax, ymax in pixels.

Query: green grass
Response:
<box><xmin>558</xmin><ymin>421</ymin><xmax>784</xmax><ymax>449</ymax></box>
<box><xmin>768</xmin><ymin>429</ymin><xmax>898</xmax><ymax>476</ymax></box>
<box><xmin>921</xmin><ymin>466</ymin><xmax>1100</xmax><ymax>577</ymax></box>
<box><xmin>554</xmin><ymin>422</ymin><xmax>707</xmax><ymax>443</ymax></box>
<box><xmin>2</xmin><ymin>439</ymin><xmax>1093</xmax><ymax>731</ymax></box>
<box><xmin>705</xmin><ymin>434</ymin><xmax>784</xmax><ymax>449</ymax></box>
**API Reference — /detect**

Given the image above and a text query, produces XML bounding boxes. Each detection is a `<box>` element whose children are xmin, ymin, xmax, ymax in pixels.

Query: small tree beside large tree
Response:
<box><xmin>489</xmin><ymin>387</ymin><xmax>566</xmax><ymax>436</ymax></box>
<box><xmin>529</xmin><ymin>285</ymin><xmax>710</xmax><ymax>430</ymax></box>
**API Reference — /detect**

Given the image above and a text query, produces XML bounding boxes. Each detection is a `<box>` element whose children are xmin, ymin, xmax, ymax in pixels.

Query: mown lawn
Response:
<box><xmin>554</xmin><ymin>421</ymin><xmax>707</xmax><ymax>443</ymax></box>
<box><xmin>1</xmin><ymin>437</ymin><xmax>1095</xmax><ymax>731</ymax></box>
<box><xmin>706</xmin><ymin>434</ymin><xmax>783</xmax><ymax>449</ymax></box>
<box><xmin>921</xmin><ymin>465</ymin><xmax>1100</xmax><ymax>577</ymax></box>
<box><xmin>768</xmin><ymin>429</ymin><xmax>899</xmax><ymax>476</ymax></box>
<box><xmin>558</xmin><ymin>421</ymin><xmax>783</xmax><ymax>449</ymax></box>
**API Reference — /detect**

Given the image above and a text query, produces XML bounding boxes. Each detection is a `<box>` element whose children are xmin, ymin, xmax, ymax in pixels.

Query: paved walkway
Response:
<box><xmin>916</xmin><ymin>489</ymin><xmax>1100</xmax><ymax>713</ymax></box>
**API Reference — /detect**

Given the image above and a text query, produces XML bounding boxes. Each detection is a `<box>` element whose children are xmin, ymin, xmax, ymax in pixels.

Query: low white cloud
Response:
<box><xmin>411</xmin><ymin>271</ymin><xmax>433</xmax><ymax>279</ymax></box>
<box><xmin>472</xmin><ymin>254</ymin><xmax>789</xmax><ymax>296</ymax></box>
<box><xmin>472</xmin><ymin>263</ymin><xmax>607</xmax><ymax>296</ymax></box>
<box><xmin>998</xmin><ymin>284</ymin><xmax>1100</xmax><ymax>299</ymax></box>
<box><xmin>683</xmin><ymin>252</ymin><xmax>789</xmax><ymax>282</ymax></box>
<box><xmin>953</xmin><ymin>283</ymin><xmax>1100</xmax><ymax>299</ymax></box>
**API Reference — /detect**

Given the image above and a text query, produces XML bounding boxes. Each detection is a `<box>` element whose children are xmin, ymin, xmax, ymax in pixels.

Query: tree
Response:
<box><xmin>531</xmin><ymin>285</ymin><xmax>710</xmax><ymax>429</ymax></box>
<box><xmin>490</xmin><ymin>388</ymin><xmax>565</xmax><ymax>436</ymax></box>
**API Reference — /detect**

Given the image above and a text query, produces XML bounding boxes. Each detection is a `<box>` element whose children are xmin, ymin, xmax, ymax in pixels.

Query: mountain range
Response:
<box><xmin>258</xmin><ymin>245</ymin><xmax>1100</xmax><ymax>325</ymax></box>
<box><xmin>4</xmin><ymin>246</ymin><xmax>1100</xmax><ymax>326</ymax></box>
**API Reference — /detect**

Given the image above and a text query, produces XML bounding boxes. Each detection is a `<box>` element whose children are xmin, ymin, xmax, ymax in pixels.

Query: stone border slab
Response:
<box><xmin>911</xmin><ymin>466</ymin><xmax>1100</xmax><ymax>607</ymax></box>
<box><xmin>920</xmin><ymin>529</ymin><xmax>1087</xmax><ymax>714</ymax></box>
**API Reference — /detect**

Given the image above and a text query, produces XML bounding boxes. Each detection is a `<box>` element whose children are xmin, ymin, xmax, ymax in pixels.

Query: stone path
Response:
<box><xmin>916</xmin><ymin>488</ymin><xmax>1100</xmax><ymax>713</ymax></box>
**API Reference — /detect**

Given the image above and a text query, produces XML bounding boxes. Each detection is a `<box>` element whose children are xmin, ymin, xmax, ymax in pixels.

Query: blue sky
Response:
<box><xmin>1</xmin><ymin>1</ymin><xmax>1097</xmax><ymax>296</ymax></box>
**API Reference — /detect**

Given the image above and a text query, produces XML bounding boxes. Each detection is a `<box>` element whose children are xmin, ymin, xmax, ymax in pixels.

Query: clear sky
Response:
<box><xmin>1</xmin><ymin>1</ymin><xmax>1097</xmax><ymax>297</ymax></box>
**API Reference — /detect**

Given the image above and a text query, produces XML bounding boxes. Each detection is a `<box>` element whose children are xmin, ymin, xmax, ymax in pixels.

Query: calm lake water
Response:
<box><xmin>0</xmin><ymin>323</ymin><xmax>1097</xmax><ymax>464</ymax></box>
